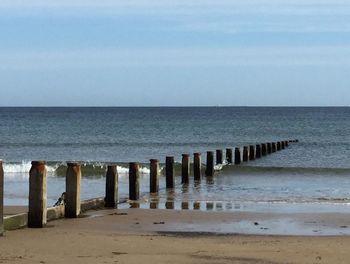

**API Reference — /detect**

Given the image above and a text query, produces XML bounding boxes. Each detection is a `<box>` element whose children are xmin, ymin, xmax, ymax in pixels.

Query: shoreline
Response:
<box><xmin>2</xmin><ymin>208</ymin><xmax>350</xmax><ymax>263</ymax></box>
<box><xmin>4</xmin><ymin>206</ymin><xmax>350</xmax><ymax>236</ymax></box>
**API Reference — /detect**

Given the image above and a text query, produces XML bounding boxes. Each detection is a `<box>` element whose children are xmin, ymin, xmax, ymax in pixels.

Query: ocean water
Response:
<box><xmin>1</xmin><ymin>107</ymin><xmax>350</xmax><ymax>211</ymax></box>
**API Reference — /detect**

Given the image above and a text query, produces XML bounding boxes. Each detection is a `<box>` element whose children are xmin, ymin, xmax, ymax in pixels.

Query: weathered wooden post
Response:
<box><xmin>150</xmin><ymin>201</ymin><xmax>158</xmax><ymax>209</ymax></box>
<box><xmin>226</xmin><ymin>148</ymin><xmax>233</xmax><ymax>164</ymax></box>
<box><xmin>165</xmin><ymin>199</ymin><xmax>174</xmax><ymax>209</ymax></box>
<box><xmin>0</xmin><ymin>161</ymin><xmax>4</xmax><ymax>235</ymax></box>
<box><xmin>193</xmin><ymin>201</ymin><xmax>201</xmax><ymax>210</ymax></box>
<box><xmin>277</xmin><ymin>142</ymin><xmax>281</xmax><ymax>151</ymax></box>
<box><xmin>150</xmin><ymin>159</ymin><xmax>159</xmax><ymax>193</ymax></box>
<box><xmin>281</xmin><ymin>141</ymin><xmax>285</xmax><ymax>149</ymax></box>
<box><xmin>267</xmin><ymin>143</ymin><xmax>272</xmax><ymax>154</ymax></box>
<box><xmin>243</xmin><ymin>146</ymin><xmax>249</xmax><ymax>162</ymax></box>
<box><xmin>205</xmin><ymin>151</ymin><xmax>214</xmax><ymax>176</ymax></box>
<box><xmin>193</xmin><ymin>153</ymin><xmax>201</xmax><ymax>181</ymax></box>
<box><xmin>65</xmin><ymin>162</ymin><xmax>81</xmax><ymax>218</ymax></box>
<box><xmin>181</xmin><ymin>201</ymin><xmax>189</xmax><ymax>210</ymax></box>
<box><xmin>28</xmin><ymin>161</ymin><xmax>47</xmax><ymax>227</ymax></box>
<box><xmin>256</xmin><ymin>145</ymin><xmax>262</xmax><ymax>159</ymax></box>
<box><xmin>129</xmin><ymin>162</ymin><xmax>140</xmax><ymax>200</ymax></box>
<box><xmin>181</xmin><ymin>154</ymin><xmax>190</xmax><ymax>184</ymax></box>
<box><xmin>272</xmin><ymin>142</ymin><xmax>276</xmax><ymax>152</ymax></box>
<box><xmin>216</xmin><ymin>149</ymin><xmax>223</xmax><ymax>164</ymax></box>
<box><xmin>249</xmin><ymin>145</ymin><xmax>255</xmax><ymax>160</ymax></box>
<box><xmin>234</xmin><ymin>147</ymin><xmax>241</xmax><ymax>164</ymax></box>
<box><xmin>262</xmin><ymin>143</ymin><xmax>267</xmax><ymax>156</ymax></box>
<box><xmin>105</xmin><ymin>165</ymin><xmax>118</xmax><ymax>208</ymax></box>
<box><xmin>285</xmin><ymin>140</ymin><xmax>289</xmax><ymax>147</ymax></box>
<box><xmin>166</xmin><ymin>156</ymin><xmax>175</xmax><ymax>189</ymax></box>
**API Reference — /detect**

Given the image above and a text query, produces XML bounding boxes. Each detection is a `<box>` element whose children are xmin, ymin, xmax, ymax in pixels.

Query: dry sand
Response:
<box><xmin>1</xmin><ymin>208</ymin><xmax>350</xmax><ymax>264</ymax></box>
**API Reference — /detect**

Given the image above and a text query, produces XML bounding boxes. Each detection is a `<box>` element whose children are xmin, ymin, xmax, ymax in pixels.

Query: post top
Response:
<box><xmin>31</xmin><ymin>161</ymin><xmax>46</xmax><ymax>166</ymax></box>
<box><xmin>107</xmin><ymin>164</ymin><xmax>117</xmax><ymax>167</ymax></box>
<box><xmin>67</xmin><ymin>162</ymin><xmax>80</xmax><ymax>167</ymax></box>
<box><xmin>194</xmin><ymin>152</ymin><xmax>201</xmax><ymax>155</ymax></box>
<box><xmin>129</xmin><ymin>162</ymin><xmax>139</xmax><ymax>165</ymax></box>
<box><xmin>150</xmin><ymin>159</ymin><xmax>159</xmax><ymax>162</ymax></box>
<box><xmin>182</xmin><ymin>154</ymin><xmax>190</xmax><ymax>157</ymax></box>
<box><xmin>166</xmin><ymin>156</ymin><xmax>174</xmax><ymax>160</ymax></box>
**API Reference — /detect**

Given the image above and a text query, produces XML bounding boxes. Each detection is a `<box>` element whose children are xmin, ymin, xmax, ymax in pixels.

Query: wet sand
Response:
<box><xmin>1</xmin><ymin>208</ymin><xmax>350</xmax><ymax>263</ymax></box>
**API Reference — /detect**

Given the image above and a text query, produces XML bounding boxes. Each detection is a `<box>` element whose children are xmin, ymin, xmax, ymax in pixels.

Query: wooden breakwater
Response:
<box><xmin>0</xmin><ymin>139</ymin><xmax>298</xmax><ymax>233</ymax></box>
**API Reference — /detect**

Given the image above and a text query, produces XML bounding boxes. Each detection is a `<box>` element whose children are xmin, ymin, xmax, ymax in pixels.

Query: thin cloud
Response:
<box><xmin>1</xmin><ymin>47</ymin><xmax>350</xmax><ymax>70</ymax></box>
<box><xmin>1</xmin><ymin>0</ymin><xmax>350</xmax><ymax>34</ymax></box>
<box><xmin>2</xmin><ymin>0</ymin><xmax>350</xmax><ymax>15</ymax></box>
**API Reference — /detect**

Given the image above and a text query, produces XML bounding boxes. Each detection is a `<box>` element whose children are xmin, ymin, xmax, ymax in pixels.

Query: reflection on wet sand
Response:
<box><xmin>130</xmin><ymin>202</ymin><xmax>140</xmax><ymax>208</ymax></box>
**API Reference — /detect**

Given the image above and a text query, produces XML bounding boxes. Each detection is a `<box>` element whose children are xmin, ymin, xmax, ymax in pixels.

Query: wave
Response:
<box><xmin>220</xmin><ymin>165</ymin><xmax>350</xmax><ymax>175</ymax></box>
<box><xmin>2</xmin><ymin>160</ymin><xmax>350</xmax><ymax>179</ymax></box>
<box><xmin>2</xmin><ymin>161</ymin><xmax>151</xmax><ymax>178</ymax></box>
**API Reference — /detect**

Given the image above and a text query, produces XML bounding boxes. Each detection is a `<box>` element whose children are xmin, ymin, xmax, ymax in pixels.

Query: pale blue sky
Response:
<box><xmin>0</xmin><ymin>0</ymin><xmax>350</xmax><ymax>106</ymax></box>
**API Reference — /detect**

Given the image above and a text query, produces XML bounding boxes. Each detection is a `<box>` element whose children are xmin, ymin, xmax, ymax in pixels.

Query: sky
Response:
<box><xmin>0</xmin><ymin>0</ymin><xmax>350</xmax><ymax>106</ymax></box>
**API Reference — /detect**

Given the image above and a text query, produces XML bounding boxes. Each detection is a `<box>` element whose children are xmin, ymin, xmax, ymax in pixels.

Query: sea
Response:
<box><xmin>1</xmin><ymin>107</ymin><xmax>350</xmax><ymax>213</ymax></box>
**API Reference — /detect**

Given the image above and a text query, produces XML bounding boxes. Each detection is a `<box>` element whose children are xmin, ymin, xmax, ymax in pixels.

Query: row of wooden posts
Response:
<box><xmin>0</xmin><ymin>139</ymin><xmax>297</xmax><ymax>231</ymax></box>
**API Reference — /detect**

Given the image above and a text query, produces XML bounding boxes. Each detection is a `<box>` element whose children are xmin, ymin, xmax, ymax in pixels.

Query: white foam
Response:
<box><xmin>3</xmin><ymin>161</ymin><xmax>57</xmax><ymax>174</ymax></box>
<box><xmin>116</xmin><ymin>165</ymin><xmax>150</xmax><ymax>175</ymax></box>
<box><xmin>2</xmin><ymin>161</ymin><xmax>151</xmax><ymax>179</ymax></box>
<box><xmin>214</xmin><ymin>160</ymin><xmax>228</xmax><ymax>171</ymax></box>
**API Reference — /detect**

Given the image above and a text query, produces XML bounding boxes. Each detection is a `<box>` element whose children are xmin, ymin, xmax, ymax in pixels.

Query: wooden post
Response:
<box><xmin>0</xmin><ymin>161</ymin><xmax>3</xmax><ymax>235</ymax></box>
<box><xmin>105</xmin><ymin>165</ymin><xmax>118</xmax><ymax>208</ymax></box>
<box><xmin>150</xmin><ymin>201</ymin><xmax>158</xmax><ymax>209</ymax></box>
<box><xmin>165</xmin><ymin>200</ymin><xmax>174</xmax><ymax>209</ymax></box>
<box><xmin>285</xmin><ymin>140</ymin><xmax>289</xmax><ymax>147</ymax></box>
<box><xmin>226</xmin><ymin>148</ymin><xmax>233</xmax><ymax>164</ymax></box>
<box><xmin>277</xmin><ymin>142</ymin><xmax>281</xmax><ymax>151</ymax></box>
<box><xmin>181</xmin><ymin>154</ymin><xmax>190</xmax><ymax>184</ymax></box>
<box><xmin>234</xmin><ymin>147</ymin><xmax>241</xmax><ymax>164</ymax></box>
<box><xmin>261</xmin><ymin>143</ymin><xmax>267</xmax><ymax>156</ymax></box>
<box><xmin>216</xmin><ymin>149</ymin><xmax>223</xmax><ymax>165</ymax></box>
<box><xmin>193</xmin><ymin>153</ymin><xmax>201</xmax><ymax>181</ymax></box>
<box><xmin>249</xmin><ymin>145</ymin><xmax>255</xmax><ymax>160</ymax></box>
<box><xmin>205</xmin><ymin>151</ymin><xmax>214</xmax><ymax>176</ymax></box>
<box><xmin>272</xmin><ymin>142</ymin><xmax>276</xmax><ymax>152</ymax></box>
<box><xmin>193</xmin><ymin>201</ymin><xmax>201</xmax><ymax>210</ymax></box>
<box><xmin>267</xmin><ymin>143</ymin><xmax>272</xmax><ymax>154</ymax></box>
<box><xmin>243</xmin><ymin>146</ymin><xmax>249</xmax><ymax>162</ymax></box>
<box><xmin>65</xmin><ymin>162</ymin><xmax>81</xmax><ymax>218</ymax></box>
<box><xmin>256</xmin><ymin>145</ymin><xmax>262</xmax><ymax>159</ymax></box>
<box><xmin>281</xmin><ymin>141</ymin><xmax>285</xmax><ymax>149</ymax></box>
<box><xmin>181</xmin><ymin>201</ymin><xmax>189</xmax><ymax>210</ymax></box>
<box><xmin>150</xmin><ymin>159</ymin><xmax>159</xmax><ymax>193</ymax></box>
<box><xmin>28</xmin><ymin>161</ymin><xmax>47</xmax><ymax>227</ymax></box>
<box><xmin>166</xmin><ymin>156</ymin><xmax>175</xmax><ymax>189</ymax></box>
<box><xmin>129</xmin><ymin>162</ymin><xmax>140</xmax><ymax>200</ymax></box>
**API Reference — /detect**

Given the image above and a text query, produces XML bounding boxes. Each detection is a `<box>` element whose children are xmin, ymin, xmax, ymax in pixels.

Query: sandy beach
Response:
<box><xmin>1</xmin><ymin>208</ymin><xmax>350</xmax><ymax>264</ymax></box>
